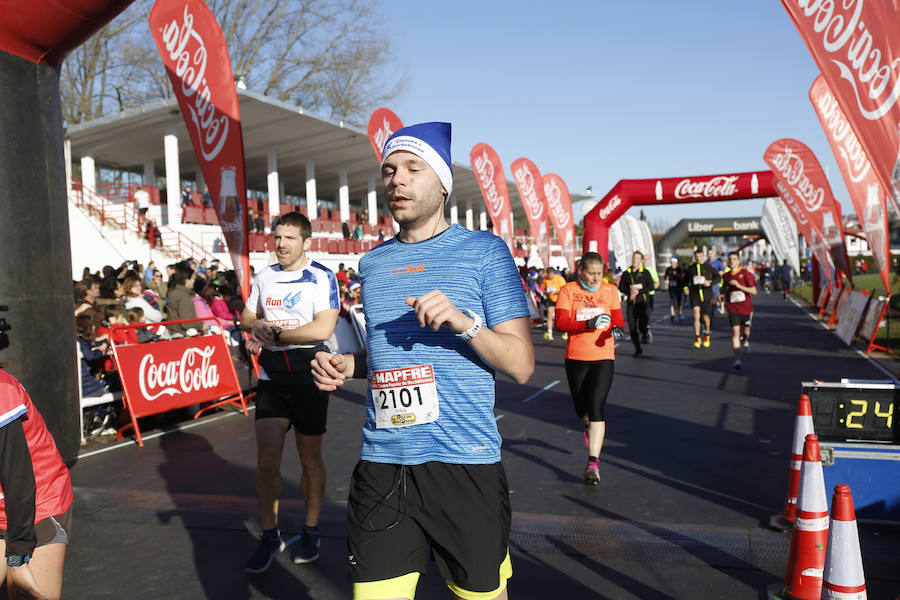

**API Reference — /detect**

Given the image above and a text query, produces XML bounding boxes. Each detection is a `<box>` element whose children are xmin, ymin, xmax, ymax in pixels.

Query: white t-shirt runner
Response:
<box><xmin>247</xmin><ymin>259</ymin><xmax>339</xmax><ymax>380</ymax></box>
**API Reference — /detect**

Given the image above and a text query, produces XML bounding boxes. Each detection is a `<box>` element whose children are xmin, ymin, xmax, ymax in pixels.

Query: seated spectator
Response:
<box><xmin>192</xmin><ymin>284</ymin><xmax>219</xmax><ymax>331</ymax></box>
<box><xmin>126</xmin><ymin>307</ymin><xmax>160</xmax><ymax>343</ymax></box>
<box><xmin>202</xmin><ymin>185</ymin><xmax>212</xmax><ymax>207</ymax></box>
<box><xmin>122</xmin><ymin>274</ymin><xmax>163</xmax><ymax>322</ymax></box>
<box><xmin>74</xmin><ymin>278</ymin><xmax>100</xmax><ymax>317</ymax></box>
<box><xmin>342</xmin><ymin>221</ymin><xmax>351</xmax><ymax>239</ymax></box>
<box><xmin>342</xmin><ymin>281</ymin><xmax>361</xmax><ymax>315</ymax></box>
<box><xmin>254</xmin><ymin>213</ymin><xmax>265</xmax><ymax>234</ymax></box>
<box><xmin>336</xmin><ymin>263</ymin><xmax>349</xmax><ymax>286</ymax></box>
<box><xmin>95</xmin><ymin>275</ymin><xmax>125</xmax><ymax>310</ymax></box>
<box><xmin>148</xmin><ymin>269</ymin><xmax>168</xmax><ymax>301</ymax></box>
<box><xmin>181</xmin><ymin>183</ymin><xmax>193</xmax><ymax>207</ymax></box>
<box><xmin>352</xmin><ymin>223</ymin><xmax>363</xmax><ymax>240</ymax></box>
<box><xmin>377</xmin><ymin>228</ymin><xmax>385</xmax><ymax>242</ymax></box>
<box><xmin>165</xmin><ymin>262</ymin><xmax>202</xmax><ymax>336</ymax></box>
<box><xmin>75</xmin><ymin>314</ymin><xmax>109</xmax><ymax>398</ymax></box>
<box><xmin>143</xmin><ymin>260</ymin><xmax>156</xmax><ymax>285</ymax></box>
<box><xmin>96</xmin><ymin>305</ymin><xmax>138</xmax><ymax>391</ymax></box>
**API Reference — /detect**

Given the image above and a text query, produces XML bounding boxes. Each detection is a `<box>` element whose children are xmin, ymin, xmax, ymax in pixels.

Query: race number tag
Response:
<box><xmin>693</xmin><ymin>275</ymin><xmax>706</xmax><ymax>285</ymax></box>
<box><xmin>729</xmin><ymin>290</ymin><xmax>746</xmax><ymax>303</ymax></box>
<box><xmin>575</xmin><ymin>306</ymin><xmax>608</xmax><ymax>321</ymax></box>
<box><xmin>371</xmin><ymin>364</ymin><xmax>439</xmax><ymax>429</ymax></box>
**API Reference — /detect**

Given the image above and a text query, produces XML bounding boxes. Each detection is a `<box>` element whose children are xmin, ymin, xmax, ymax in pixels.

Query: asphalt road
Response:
<box><xmin>57</xmin><ymin>292</ymin><xmax>900</xmax><ymax>599</ymax></box>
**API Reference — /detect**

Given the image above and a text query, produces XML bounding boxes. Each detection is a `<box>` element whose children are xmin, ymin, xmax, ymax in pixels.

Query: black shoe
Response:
<box><xmin>291</xmin><ymin>527</ymin><xmax>320</xmax><ymax>564</ymax></box>
<box><xmin>245</xmin><ymin>535</ymin><xmax>285</xmax><ymax>573</ymax></box>
<box><xmin>633</xmin><ymin>349</ymin><xmax>643</xmax><ymax>357</ymax></box>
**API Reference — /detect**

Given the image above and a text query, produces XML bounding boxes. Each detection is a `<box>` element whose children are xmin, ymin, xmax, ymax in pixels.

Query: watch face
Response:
<box><xmin>7</xmin><ymin>554</ymin><xmax>29</xmax><ymax>567</ymax></box>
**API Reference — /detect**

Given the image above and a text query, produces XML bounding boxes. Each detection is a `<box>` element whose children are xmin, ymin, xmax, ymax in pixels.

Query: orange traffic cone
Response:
<box><xmin>781</xmin><ymin>434</ymin><xmax>829</xmax><ymax>599</ymax></box>
<box><xmin>821</xmin><ymin>484</ymin><xmax>866</xmax><ymax>599</ymax></box>
<box><xmin>771</xmin><ymin>395</ymin><xmax>815</xmax><ymax>531</ymax></box>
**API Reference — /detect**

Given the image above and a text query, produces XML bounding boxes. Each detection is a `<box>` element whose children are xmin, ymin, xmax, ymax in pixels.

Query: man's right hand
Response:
<box><xmin>6</xmin><ymin>563</ymin><xmax>49</xmax><ymax>600</ymax></box>
<box><xmin>310</xmin><ymin>351</ymin><xmax>352</xmax><ymax>391</ymax></box>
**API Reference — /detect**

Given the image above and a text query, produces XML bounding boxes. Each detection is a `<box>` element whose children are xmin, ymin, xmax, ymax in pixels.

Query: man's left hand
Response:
<box><xmin>406</xmin><ymin>290</ymin><xmax>470</xmax><ymax>333</ymax></box>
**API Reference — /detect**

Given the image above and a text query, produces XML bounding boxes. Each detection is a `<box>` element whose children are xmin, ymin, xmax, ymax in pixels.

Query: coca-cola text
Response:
<box><xmin>138</xmin><ymin>346</ymin><xmax>220</xmax><ymax>401</ymax></box>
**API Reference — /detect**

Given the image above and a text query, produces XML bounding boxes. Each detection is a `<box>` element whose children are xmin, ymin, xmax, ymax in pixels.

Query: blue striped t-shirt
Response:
<box><xmin>358</xmin><ymin>224</ymin><xmax>529</xmax><ymax>464</ymax></box>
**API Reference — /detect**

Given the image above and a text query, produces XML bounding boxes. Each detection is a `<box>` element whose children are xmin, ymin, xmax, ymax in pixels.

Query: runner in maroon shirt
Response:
<box><xmin>722</xmin><ymin>251</ymin><xmax>757</xmax><ymax>371</ymax></box>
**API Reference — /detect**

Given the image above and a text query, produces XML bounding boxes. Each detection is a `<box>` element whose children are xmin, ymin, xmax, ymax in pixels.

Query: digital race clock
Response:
<box><xmin>803</xmin><ymin>380</ymin><xmax>897</xmax><ymax>443</ymax></box>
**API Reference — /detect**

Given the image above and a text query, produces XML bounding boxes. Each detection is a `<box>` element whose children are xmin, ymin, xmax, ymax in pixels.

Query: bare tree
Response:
<box><xmin>61</xmin><ymin>0</ymin><xmax>401</xmax><ymax>126</ymax></box>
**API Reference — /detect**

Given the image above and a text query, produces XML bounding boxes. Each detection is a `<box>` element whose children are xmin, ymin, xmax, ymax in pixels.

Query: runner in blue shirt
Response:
<box><xmin>706</xmin><ymin>248</ymin><xmax>726</xmax><ymax>315</ymax></box>
<box><xmin>311</xmin><ymin>122</ymin><xmax>534</xmax><ymax>600</ymax></box>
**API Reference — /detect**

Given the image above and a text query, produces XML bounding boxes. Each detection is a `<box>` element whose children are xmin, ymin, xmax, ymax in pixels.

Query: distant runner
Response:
<box><xmin>664</xmin><ymin>257</ymin><xmax>685</xmax><ymax>322</ymax></box>
<box><xmin>554</xmin><ymin>252</ymin><xmax>626</xmax><ymax>485</ymax></box>
<box><xmin>542</xmin><ymin>267</ymin><xmax>567</xmax><ymax>341</ymax></box>
<box><xmin>618</xmin><ymin>251</ymin><xmax>655</xmax><ymax>357</ymax></box>
<box><xmin>722</xmin><ymin>251</ymin><xmax>756</xmax><ymax>370</ymax></box>
<box><xmin>706</xmin><ymin>249</ymin><xmax>726</xmax><ymax>314</ymax></box>
<box><xmin>684</xmin><ymin>249</ymin><xmax>720</xmax><ymax>348</ymax></box>
<box><xmin>779</xmin><ymin>259</ymin><xmax>793</xmax><ymax>300</ymax></box>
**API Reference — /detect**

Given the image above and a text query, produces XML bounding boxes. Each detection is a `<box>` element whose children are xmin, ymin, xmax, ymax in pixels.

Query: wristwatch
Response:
<box><xmin>7</xmin><ymin>554</ymin><xmax>30</xmax><ymax>567</ymax></box>
<box><xmin>455</xmin><ymin>308</ymin><xmax>482</xmax><ymax>341</ymax></box>
<box><xmin>271</xmin><ymin>326</ymin><xmax>282</xmax><ymax>344</ymax></box>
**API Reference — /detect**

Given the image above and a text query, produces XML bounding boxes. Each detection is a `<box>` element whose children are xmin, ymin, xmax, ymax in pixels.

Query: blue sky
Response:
<box><xmin>385</xmin><ymin>1</ymin><xmax>846</xmax><ymax>230</ymax></box>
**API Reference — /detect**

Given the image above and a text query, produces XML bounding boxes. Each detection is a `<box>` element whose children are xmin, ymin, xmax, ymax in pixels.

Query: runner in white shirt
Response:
<box><xmin>240</xmin><ymin>212</ymin><xmax>340</xmax><ymax>573</ymax></box>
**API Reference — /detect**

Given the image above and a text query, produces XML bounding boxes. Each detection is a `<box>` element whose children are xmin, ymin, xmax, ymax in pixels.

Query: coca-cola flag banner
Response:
<box><xmin>367</xmin><ymin>108</ymin><xmax>404</xmax><ymax>163</ymax></box>
<box><xmin>781</xmin><ymin>1</ymin><xmax>900</xmax><ymax>207</ymax></box>
<box><xmin>763</xmin><ymin>139</ymin><xmax>852</xmax><ymax>283</ymax></box>
<box><xmin>771</xmin><ymin>176</ymin><xmax>835</xmax><ymax>286</ymax></box>
<box><xmin>470</xmin><ymin>143</ymin><xmax>514</xmax><ymax>250</ymax></box>
<box><xmin>112</xmin><ymin>331</ymin><xmax>246</xmax><ymax>446</ymax></box>
<box><xmin>761</xmin><ymin>196</ymin><xmax>801</xmax><ymax>278</ymax></box>
<box><xmin>149</xmin><ymin>0</ymin><xmax>250</xmax><ymax>299</ymax></box>
<box><xmin>810</xmin><ymin>75</ymin><xmax>891</xmax><ymax>291</ymax></box>
<box><xmin>511</xmin><ymin>157</ymin><xmax>550</xmax><ymax>267</ymax></box>
<box><xmin>582</xmin><ymin>171</ymin><xmax>775</xmax><ymax>265</ymax></box>
<box><xmin>542</xmin><ymin>173</ymin><xmax>577</xmax><ymax>270</ymax></box>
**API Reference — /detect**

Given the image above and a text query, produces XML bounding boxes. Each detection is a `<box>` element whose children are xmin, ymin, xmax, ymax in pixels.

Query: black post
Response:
<box><xmin>0</xmin><ymin>50</ymin><xmax>79</xmax><ymax>463</ymax></box>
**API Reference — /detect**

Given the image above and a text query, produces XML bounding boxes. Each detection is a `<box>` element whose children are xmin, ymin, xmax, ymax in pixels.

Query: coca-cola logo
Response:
<box><xmin>513</xmin><ymin>166</ymin><xmax>544</xmax><ymax>220</ymax></box>
<box><xmin>775</xmin><ymin>180</ymin><xmax>809</xmax><ymax>226</ymax></box>
<box><xmin>789</xmin><ymin>0</ymin><xmax>900</xmax><ymax>120</ymax></box>
<box><xmin>138</xmin><ymin>346</ymin><xmax>221</xmax><ymax>401</ymax></box>
<box><xmin>374</xmin><ymin>117</ymin><xmax>394</xmax><ymax>155</ymax></box>
<box><xmin>598</xmin><ymin>195</ymin><xmax>621</xmax><ymax>220</ymax></box>
<box><xmin>543</xmin><ymin>178</ymin><xmax>571</xmax><ymax>228</ymax></box>
<box><xmin>770</xmin><ymin>146</ymin><xmax>825</xmax><ymax>212</ymax></box>
<box><xmin>815</xmin><ymin>89</ymin><xmax>871</xmax><ymax>183</ymax></box>
<box><xmin>673</xmin><ymin>176</ymin><xmax>739</xmax><ymax>200</ymax></box>
<box><xmin>473</xmin><ymin>150</ymin><xmax>505</xmax><ymax>218</ymax></box>
<box><xmin>161</xmin><ymin>6</ymin><xmax>229</xmax><ymax>161</ymax></box>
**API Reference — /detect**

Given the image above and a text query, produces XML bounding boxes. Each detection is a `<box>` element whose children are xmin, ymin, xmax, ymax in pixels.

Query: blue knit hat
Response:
<box><xmin>381</xmin><ymin>122</ymin><xmax>453</xmax><ymax>197</ymax></box>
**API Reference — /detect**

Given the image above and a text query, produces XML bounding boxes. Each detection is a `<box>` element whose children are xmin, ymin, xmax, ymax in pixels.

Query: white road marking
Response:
<box><xmin>522</xmin><ymin>379</ymin><xmax>560</xmax><ymax>403</ymax></box>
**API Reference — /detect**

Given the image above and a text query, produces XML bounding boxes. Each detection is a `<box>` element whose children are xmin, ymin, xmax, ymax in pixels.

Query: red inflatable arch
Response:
<box><xmin>583</xmin><ymin>171</ymin><xmax>776</xmax><ymax>264</ymax></box>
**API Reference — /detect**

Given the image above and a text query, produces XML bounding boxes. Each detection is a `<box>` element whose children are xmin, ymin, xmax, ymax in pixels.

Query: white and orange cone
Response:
<box><xmin>821</xmin><ymin>484</ymin><xmax>866</xmax><ymax>599</ymax></box>
<box><xmin>772</xmin><ymin>394</ymin><xmax>815</xmax><ymax>531</ymax></box>
<box><xmin>781</xmin><ymin>434</ymin><xmax>829</xmax><ymax>600</ymax></box>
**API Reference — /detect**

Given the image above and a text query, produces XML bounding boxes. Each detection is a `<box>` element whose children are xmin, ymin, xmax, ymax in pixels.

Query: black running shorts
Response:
<box><xmin>728</xmin><ymin>311</ymin><xmax>752</xmax><ymax>328</ymax></box>
<box><xmin>564</xmin><ymin>358</ymin><xmax>614</xmax><ymax>421</ymax></box>
<box><xmin>348</xmin><ymin>460</ymin><xmax>512</xmax><ymax>595</ymax></box>
<box><xmin>254</xmin><ymin>379</ymin><xmax>329</xmax><ymax>435</ymax></box>
<box><xmin>690</xmin><ymin>292</ymin><xmax>713</xmax><ymax>315</ymax></box>
<box><xmin>0</xmin><ymin>506</ymin><xmax>72</xmax><ymax>547</ymax></box>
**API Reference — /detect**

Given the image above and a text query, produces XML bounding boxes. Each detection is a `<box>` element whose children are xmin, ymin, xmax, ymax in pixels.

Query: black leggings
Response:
<box><xmin>564</xmin><ymin>359</ymin><xmax>614</xmax><ymax>421</ymax></box>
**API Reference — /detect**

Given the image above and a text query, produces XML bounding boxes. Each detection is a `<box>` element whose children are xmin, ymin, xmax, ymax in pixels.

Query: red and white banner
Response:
<box><xmin>763</xmin><ymin>139</ymin><xmax>852</xmax><ymax>282</ymax></box>
<box><xmin>510</xmin><ymin>157</ymin><xmax>550</xmax><ymax>267</ymax></box>
<box><xmin>542</xmin><ymin>173</ymin><xmax>576</xmax><ymax>270</ymax></box>
<box><xmin>810</xmin><ymin>75</ymin><xmax>891</xmax><ymax>291</ymax></box>
<box><xmin>582</xmin><ymin>171</ymin><xmax>775</xmax><ymax>264</ymax></box>
<box><xmin>149</xmin><ymin>0</ymin><xmax>251</xmax><ymax>299</ymax></box>
<box><xmin>111</xmin><ymin>324</ymin><xmax>245</xmax><ymax>446</ymax></box>
<box><xmin>367</xmin><ymin>108</ymin><xmax>404</xmax><ymax>163</ymax></box>
<box><xmin>470</xmin><ymin>143</ymin><xmax>514</xmax><ymax>250</ymax></box>
<box><xmin>781</xmin><ymin>1</ymin><xmax>900</xmax><ymax>209</ymax></box>
<box><xmin>772</xmin><ymin>177</ymin><xmax>834</xmax><ymax>286</ymax></box>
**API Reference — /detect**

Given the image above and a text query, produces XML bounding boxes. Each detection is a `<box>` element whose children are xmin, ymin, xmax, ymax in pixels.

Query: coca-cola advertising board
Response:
<box><xmin>763</xmin><ymin>139</ymin><xmax>852</xmax><ymax>282</ymax></box>
<box><xmin>582</xmin><ymin>171</ymin><xmax>775</xmax><ymax>264</ymax></box>
<box><xmin>542</xmin><ymin>173</ymin><xmax>576</xmax><ymax>270</ymax></box>
<box><xmin>112</xmin><ymin>330</ymin><xmax>245</xmax><ymax>446</ymax></box>
<box><xmin>367</xmin><ymin>108</ymin><xmax>404</xmax><ymax>163</ymax></box>
<box><xmin>511</xmin><ymin>157</ymin><xmax>550</xmax><ymax>268</ymax></box>
<box><xmin>149</xmin><ymin>0</ymin><xmax>251</xmax><ymax>299</ymax></box>
<box><xmin>470</xmin><ymin>143</ymin><xmax>514</xmax><ymax>251</ymax></box>
<box><xmin>810</xmin><ymin>75</ymin><xmax>891</xmax><ymax>291</ymax></box>
<box><xmin>781</xmin><ymin>1</ymin><xmax>900</xmax><ymax>207</ymax></box>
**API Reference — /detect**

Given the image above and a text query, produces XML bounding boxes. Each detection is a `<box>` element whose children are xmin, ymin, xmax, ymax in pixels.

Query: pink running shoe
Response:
<box><xmin>583</xmin><ymin>460</ymin><xmax>600</xmax><ymax>486</ymax></box>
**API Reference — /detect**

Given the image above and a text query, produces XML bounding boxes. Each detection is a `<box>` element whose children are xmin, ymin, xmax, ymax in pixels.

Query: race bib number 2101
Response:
<box><xmin>371</xmin><ymin>364</ymin><xmax>439</xmax><ymax>429</ymax></box>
